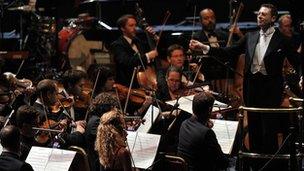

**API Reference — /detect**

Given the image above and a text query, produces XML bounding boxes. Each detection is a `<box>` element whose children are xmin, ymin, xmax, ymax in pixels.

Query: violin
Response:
<box><xmin>114</xmin><ymin>83</ymin><xmax>147</xmax><ymax>105</ymax></box>
<box><xmin>34</xmin><ymin>119</ymin><xmax>67</xmax><ymax>145</ymax></box>
<box><xmin>50</xmin><ymin>93</ymin><xmax>74</xmax><ymax>113</ymax></box>
<box><xmin>74</xmin><ymin>79</ymin><xmax>92</xmax><ymax>109</ymax></box>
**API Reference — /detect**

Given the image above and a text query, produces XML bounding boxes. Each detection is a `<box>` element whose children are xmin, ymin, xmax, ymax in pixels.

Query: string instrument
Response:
<box><xmin>50</xmin><ymin>93</ymin><xmax>74</xmax><ymax>113</ymax></box>
<box><xmin>74</xmin><ymin>79</ymin><xmax>92</xmax><ymax>109</ymax></box>
<box><xmin>226</xmin><ymin>2</ymin><xmax>244</xmax><ymax>47</ymax></box>
<box><xmin>114</xmin><ymin>83</ymin><xmax>147</xmax><ymax>106</ymax></box>
<box><xmin>34</xmin><ymin>119</ymin><xmax>68</xmax><ymax>145</ymax></box>
<box><xmin>135</xmin><ymin>3</ymin><xmax>158</xmax><ymax>91</ymax></box>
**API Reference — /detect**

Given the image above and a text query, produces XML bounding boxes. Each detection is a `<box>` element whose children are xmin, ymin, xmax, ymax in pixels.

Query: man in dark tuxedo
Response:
<box><xmin>0</xmin><ymin>125</ymin><xmax>33</xmax><ymax>171</ymax></box>
<box><xmin>178</xmin><ymin>92</ymin><xmax>229</xmax><ymax>171</ymax></box>
<box><xmin>190</xmin><ymin>3</ymin><xmax>303</xmax><ymax>169</ymax></box>
<box><xmin>110</xmin><ymin>14</ymin><xmax>158</xmax><ymax>88</ymax></box>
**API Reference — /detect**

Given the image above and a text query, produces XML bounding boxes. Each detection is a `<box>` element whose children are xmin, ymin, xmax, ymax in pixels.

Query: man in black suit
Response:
<box><xmin>0</xmin><ymin>125</ymin><xmax>33</xmax><ymax>171</ymax></box>
<box><xmin>178</xmin><ymin>92</ymin><xmax>229</xmax><ymax>171</ymax></box>
<box><xmin>190</xmin><ymin>3</ymin><xmax>303</xmax><ymax>168</ymax></box>
<box><xmin>110</xmin><ymin>14</ymin><xmax>158</xmax><ymax>88</ymax></box>
<box><xmin>193</xmin><ymin>8</ymin><xmax>243</xmax><ymax>95</ymax></box>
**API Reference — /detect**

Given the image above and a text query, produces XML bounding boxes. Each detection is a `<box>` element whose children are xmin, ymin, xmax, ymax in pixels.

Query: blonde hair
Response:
<box><xmin>95</xmin><ymin>109</ymin><xmax>126</xmax><ymax>168</ymax></box>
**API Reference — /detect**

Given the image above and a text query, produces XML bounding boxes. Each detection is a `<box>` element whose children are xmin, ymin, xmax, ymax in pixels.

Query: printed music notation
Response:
<box><xmin>25</xmin><ymin>146</ymin><xmax>76</xmax><ymax>171</ymax></box>
<box><xmin>211</xmin><ymin>119</ymin><xmax>239</xmax><ymax>154</ymax></box>
<box><xmin>136</xmin><ymin>105</ymin><xmax>160</xmax><ymax>133</ymax></box>
<box><xmin>127</xmin><ymin>131</ymin><xmax>161</xmax><ymax>169</ymax></box>
<box><xmin>166</xmin><ymin>94</ymin><xmax>230</xmax><ymax>114</ymax></box>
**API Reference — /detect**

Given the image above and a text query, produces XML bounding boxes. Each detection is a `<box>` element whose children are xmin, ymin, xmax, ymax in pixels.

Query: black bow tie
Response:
<box><xmin>207</xmin><ymin>32</ymin><xmax>217</xmax><ymax>38</ymax></box>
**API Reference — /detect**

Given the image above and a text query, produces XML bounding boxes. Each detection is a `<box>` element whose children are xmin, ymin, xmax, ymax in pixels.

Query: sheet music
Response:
<box><xmin>211</xmin><ymin>119</ymin><xmax>239</xmax><ymax>154</ymax></box>
<box><xmin>127</xmin><ymin>131</ymin><xmax>161</xmax><ymax>169</ymax></box>
<box><xmin>166</xmin><ymin>94</ymin><xmax>230</xmax><ymax>114</ymax></box>
<box><xmin>0</xmin><ymin>144</ymin><xmax>2</xmax><ymax>153</ymax></box>
<box><xmin>136</xmin><ymin>105</ymin><xmax>160</xmax><ymax>133</ymax></box>
<box><xmin>26</xmin><ymin>146</ymin><xmax>76</xmax><ymax>171</ymax></box>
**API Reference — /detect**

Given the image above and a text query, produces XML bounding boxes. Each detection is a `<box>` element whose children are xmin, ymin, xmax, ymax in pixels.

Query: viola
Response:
<box><xmin>74</xmin><ymin>79</ymin><xmax>92</xmax><ymax>109</ymax></box>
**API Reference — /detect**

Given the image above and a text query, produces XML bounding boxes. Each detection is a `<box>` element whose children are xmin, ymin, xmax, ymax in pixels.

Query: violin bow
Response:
<box><xmin>123</xmin><ymin>67</ymin><xmax>138</xmax><ymax>114</ymax></box>
<box><xmin>155</xmin><ymin>10</ymin><xmax>171</xmax><ymax>48</ymax></box>
<box><xmin>39</xmin><ymin>92</ymin><xmax>53</xmax><ymax>139</ymax></box>
<box><xmin>84</xmin><ymin>67</ymin><xmax>101</xmax><ymax>121</ymax></box>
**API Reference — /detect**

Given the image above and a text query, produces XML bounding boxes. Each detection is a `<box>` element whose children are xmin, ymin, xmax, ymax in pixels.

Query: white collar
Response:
<box><xmin>260</xmin><ymin>26</ymin><xmax>275</xmax><ymax>36</ymax></box>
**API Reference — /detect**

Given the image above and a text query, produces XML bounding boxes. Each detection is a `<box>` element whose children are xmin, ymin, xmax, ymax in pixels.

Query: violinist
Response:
<box><xmin>0</xmin><ymin>73</ymin><xmax>33</xmax><ymax>118</ymax></box>
<box><xmin>177</xmin><ymin>92</ymin><xmax>229</xmax><ymax>171</ymax></box>
<box><xmin>62</xmin><ymin>69</ymin><xmax>90</xmax><ymax>120</ymax></box>
<box><xmin>32</xmin><ymin>79</ymin><xmax>86</xmax><ymax>148</ymax></box>
<box><xmin>154</xmin><ymin>66</ymin><xmax>192</xmax><ymax>153</ymax></box>
<box><xmin>0</xmin><ymin>125</ymin><xmax>34</xmax><ymax>171</ymax></box>
<box><xmin>87</xmin><ymin>64</ymin><xmax>115</xmax><ymax>96</ymax></box>
<box><xmin>110</xmin><ymin>14</ymin><xmax>158</xmax><ymax>89</ymax></box>
<box><xmin>85</xmin><ymin>92</ymin><xmax>120</xmax><ymax>171</ymax></box>
<box><xmin>32</xmin><ymin>79</ymin><xmax>59</xmax><ymax>122</ymax></box>
<box><xmin>95</xmin><ymin>109</ymin><xmax>132</xmax><ymax>171</ymax></box>
<box><xmin>15</xmin><ymin>105</ymin><xmax>40</xmax><ymax>160</ymax></box>
<box><xmin>157</xmin><ymin>44</ymin><xmax>206</xmax><ymax>90</ymax></box>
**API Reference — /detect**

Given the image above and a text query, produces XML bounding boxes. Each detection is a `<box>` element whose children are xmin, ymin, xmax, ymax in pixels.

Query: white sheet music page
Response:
<box><xmin>136</xmin><ymin>105</ymin><xmax>160</xmax><ymax>133</ymax></box>
<box><xmin>25</xmin><ymin>146</ymin><xmax>76</xmax><ymax>171</ymax></box>
<box><xmin>211</xmin><ymin>119</ymin><xmax>239</xmax><ymax>154</ymax></box>
<box><xmin>165</xmin><ymin>94</ymin><xmax>230</xmax><ymax>114</ymax></box>
<box><xmin>127</xmin><ymin>131</ymin><xmax>161</xmax><ymax>169</ymax></box>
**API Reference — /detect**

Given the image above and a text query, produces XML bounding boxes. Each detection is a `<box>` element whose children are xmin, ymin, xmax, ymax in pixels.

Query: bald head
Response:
<box><xmin>200</xmin><ymin>8</ymin><xmax>216</xmax><ymax>32</ymax></box>
<box><xmin>0</xmin><ymin>125</ymin><xmax>20</xmax><ymax>152</ymax></box>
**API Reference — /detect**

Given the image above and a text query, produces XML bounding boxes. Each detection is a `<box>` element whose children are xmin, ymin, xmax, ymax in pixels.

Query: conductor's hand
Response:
<box><xmin>189</xmin><ymin>39</ymin><xmax>209</xmax><ymax>51</ymax></box>
<box><xmin>146</xmin><ymin>49</ymin><xmax>158</xmax><ymax>60</ymax></box>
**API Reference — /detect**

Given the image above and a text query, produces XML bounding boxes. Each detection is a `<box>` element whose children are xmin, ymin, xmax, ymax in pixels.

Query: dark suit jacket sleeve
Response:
<box><xmin>208</xmin><ymin>34</ymin><xmax>247</xmax><ymax>62</ymax></box>
<box><xmin>111</xmin><ymin>40</ymin><xmax>148</xmax><ymax>68</ymax></box>
<box><xmin>204</xmin><ymin>129</ymin><xmax>229</xmax><ymax>170</ymax></box>
<box><xmin>21</xmin><ymin>163</ymin><xmax>34</xmax><ymax>171</ymax></box>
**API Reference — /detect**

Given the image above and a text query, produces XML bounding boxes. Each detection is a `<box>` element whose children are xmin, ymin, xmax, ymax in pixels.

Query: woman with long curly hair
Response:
<box><xmin>95</xmin><ymin>109</ymin><xmax>133</xmax><ymax>171</ymax></box>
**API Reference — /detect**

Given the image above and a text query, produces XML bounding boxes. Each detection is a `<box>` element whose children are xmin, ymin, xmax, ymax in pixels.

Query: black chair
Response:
<box><xmin>237</xmin><ymin>106</ymin><xmax>303</xmax><ymax>171</ymax></box>
<box><xmin>68</xmin><ymin>146</ymin><xmax>90</xmax><ymax>171</ymax></box>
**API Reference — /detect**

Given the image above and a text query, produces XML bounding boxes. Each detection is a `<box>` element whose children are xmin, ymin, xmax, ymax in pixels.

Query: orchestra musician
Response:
<box><xmin>157</xmin><ymin>44</ymin><xmax>206</xmax><ymax>90</ymax></box>
<box><xmin>110</xmin><ymin>14</ymin><xmax>158</xmax><ymax>89</ymax></box>
<box><xmin>33</xmin><ymin>79</ymin><xmax>86</xmax><ymax>148</ymax></box>
<box><xmin>0</xmin><ymin>125</ymin><xmax>34</xmax><ymax>171</ymax></box>
<box><xmin>193</xmin><ymin>8</ymin><xmax>243</xmax><ymax>96</ymax></box>
<box><xmin>85</xmin><ymin>92</ymin><xmax>120</xmax><ymax>171</ymax></box>
<box><xmin>278</xmin><ymin>14</ymin><xmax>303</xmax><ymax>98</ymax></box>
<box><xmin>189</xmin><ymin>4</ymin><xmax>303</xmax><ymax>170</ymax></box>
<box><xmin>15</xmin><ymin>105</ymin><xmax>40</xmax><ymax>160</ymax></box>
<box><xmin>95</xmin><ymin>109</ymin><xmax>132</xmax><ymax>171</ymax></box>
<box><xmin>62</xmin><ymin>69</ymin><xmax>90</xmax><ymax>120</ymax></box>
<box><xmin>87</xmin><ymin>64</ymin><xmax>116</xmax><ymax>96</ymax></box>
<box><xmin>178</xmin><ymin>92</ymin><xmax>229</xmax><ymax>171</ymax></box>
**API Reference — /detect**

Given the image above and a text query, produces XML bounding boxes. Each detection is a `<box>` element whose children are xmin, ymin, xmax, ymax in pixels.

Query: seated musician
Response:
<box><xmin>178</xmin><ymin>92</ymin><xmax>229</xmax><ymax>171</ymax></box>
<box><xmin>157</xmin><ymin>44</ymin><xmax>205</xmax><ymax>89</ymax></box>
<box><xmin>87</xmin><ymin>64</ymin><xmax>116</xmax><ymax>96</ymax></box>
<box><xmin>85</xmin><ymin>92</ymin><xmax>120</xmax><ymax>171</ymax></box>
<box><xmin>95</xmin><ymin>109</ymin><xmax>132</xmax><ymax>171</ymax></box>
<box><xmin>62</xmin><ymin>69</ymin><xmax>90</xmax><ymax>120</ymax></box>
<box><xmin>15</xmin><ymin>105</ymin><xmax>40</xmax><ymax>160</ymax></box>
<box><xmin>0</xmin><ymin>125</ymin><xmax>34</xmax><ymax>171</ymax></box>
<box><xmin>33</xmin><ymin>79</ymin><xmax>86</xmax><ymax>148</ymax></box>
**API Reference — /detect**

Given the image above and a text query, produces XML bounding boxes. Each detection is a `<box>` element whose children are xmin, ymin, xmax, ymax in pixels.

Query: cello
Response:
<box><xmin>135</xmin><ymin>3</ymin><xmax>171</xmax><ymax>91</ymax></box>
